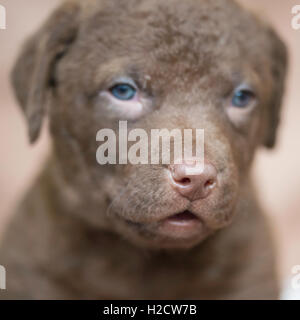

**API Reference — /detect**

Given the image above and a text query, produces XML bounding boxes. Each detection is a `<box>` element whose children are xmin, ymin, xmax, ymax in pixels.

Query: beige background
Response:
<box><xmin>0</xmin><ymin>0</ymin><xmax>299</xmax><ymax>284</ymax></box>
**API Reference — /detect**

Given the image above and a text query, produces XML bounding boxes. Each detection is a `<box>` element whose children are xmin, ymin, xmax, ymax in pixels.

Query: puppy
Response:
<box><xmin>0</xmin><ymin>0</ymin><xmax>287</xmax><ymax>299</ymax></box>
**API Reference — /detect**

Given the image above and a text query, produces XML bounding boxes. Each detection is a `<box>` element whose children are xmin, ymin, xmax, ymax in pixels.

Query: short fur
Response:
<box><xmin>0</xmin><ymin>0</ymin><xmax>287</xmax><ymax>299</ymax></box>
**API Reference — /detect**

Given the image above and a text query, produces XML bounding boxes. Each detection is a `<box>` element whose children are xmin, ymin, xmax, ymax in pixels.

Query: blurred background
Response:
<box><xmin>0</xmin><ymin>0</ymin><xmax>299</xmax><ymax>288</ymax></box>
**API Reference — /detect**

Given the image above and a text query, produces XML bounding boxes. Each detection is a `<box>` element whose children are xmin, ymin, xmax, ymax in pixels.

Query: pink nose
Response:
<box><xmin>168</xmin><ymin>160</ymin><xmax>217</xmax><ymax>201</ymax></box>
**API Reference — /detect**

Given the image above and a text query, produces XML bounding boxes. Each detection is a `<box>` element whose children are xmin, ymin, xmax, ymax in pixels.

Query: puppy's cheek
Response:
<box><xmin>108</xmin><ymin>167</ymin><xmax>180</xmax><ymax>222</ymax></box>
<box><xmin>227</xmin><ymin>109</ymin><xmax>262</xmax><ymax>171</ymax></box>
<box><xmin>210</xmin><ymin>180</ymin><xmax>239</xmax><ymax>229</ymax></box>
<box><xmin>191</xmin><ymin>163</ymin><xmax>240</xmax><ymax>230</ymax></box>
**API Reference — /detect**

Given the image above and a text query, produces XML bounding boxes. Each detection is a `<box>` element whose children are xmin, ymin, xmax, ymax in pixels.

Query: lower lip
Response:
<box><xmin>158</xmin><ymin>211</ymin><xmax>204</xmax><ymax>239</ymax></box>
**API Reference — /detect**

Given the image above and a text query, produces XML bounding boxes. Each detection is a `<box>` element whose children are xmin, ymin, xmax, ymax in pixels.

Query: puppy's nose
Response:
<box><xmin>168</xmin><ymin>160</ymin><xmax>217</xmax><ymax>201</ymax></box>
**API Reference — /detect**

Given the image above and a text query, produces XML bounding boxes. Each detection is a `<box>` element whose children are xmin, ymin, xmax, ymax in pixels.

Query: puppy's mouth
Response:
<box><xmin>158</xmin><ymin>210</ymin><xmax>206</xmax><ymax>240</ymax></box>
<box><xmin>121</xmin><ymin>209</ymin><xmax>211</xmax><ymax>246</ymax></box>
<box><xmin>163</xmin><ymin>210</ymin><xmax>199</xmax><ymax>226</ymax></box>
<box><xmin>119</xmin><ymin>209</ymin><xmax>212</xmax><ymax>248</ymax></box>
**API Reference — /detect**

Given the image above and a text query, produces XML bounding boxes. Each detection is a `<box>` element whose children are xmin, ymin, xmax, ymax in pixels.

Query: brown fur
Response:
<box><xmin>0</xmin><ymin>0</ymin><xmax>287</xmax><ymax>299</ymax></box>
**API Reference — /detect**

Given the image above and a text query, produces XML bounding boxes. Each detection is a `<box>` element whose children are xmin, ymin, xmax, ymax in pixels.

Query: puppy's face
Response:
<box><xmin>13</xmin><ymin>0</ymin><xmax>287</xmax><ymax>249</ymax></box>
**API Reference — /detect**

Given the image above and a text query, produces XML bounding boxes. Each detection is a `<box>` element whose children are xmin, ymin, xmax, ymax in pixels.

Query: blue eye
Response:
<box><xmin>110</xmin><ymin>84</ymin><xmax>137</xmax><ymax>101</ymax></box>
<box><xmin>232</xmin><ymin>89</ymin><xmax>254</xmax><ymax>108</ymax></box>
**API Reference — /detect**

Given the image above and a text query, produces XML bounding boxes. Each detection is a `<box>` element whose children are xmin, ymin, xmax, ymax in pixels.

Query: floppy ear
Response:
<box><xmin>263</xmin><ymin>27</ymin><xmax>288</xmax><ymax>149</ymax></box>
<box><xmin>11</xmin><ymin>2</ymin><xmax>80</xmax><ymax>143</ymax></box>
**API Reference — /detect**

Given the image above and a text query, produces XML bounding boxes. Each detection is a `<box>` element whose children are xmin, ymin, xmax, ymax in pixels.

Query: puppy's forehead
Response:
<box><xmin>80</xmin><ymin>0</ymin><xmax>267</xmax><ymax>62</ymax></box>
<box><xmin>73</xmin><ymin>0</ymin><xmax>270</xmax><ymax>92</ymax></box>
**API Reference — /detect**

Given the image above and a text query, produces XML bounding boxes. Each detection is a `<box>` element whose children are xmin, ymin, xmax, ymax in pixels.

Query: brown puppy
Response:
<box><xmin>0</xmin><ymin>0</ymin><xmax>287</xmax><ymax>299</ymax></box>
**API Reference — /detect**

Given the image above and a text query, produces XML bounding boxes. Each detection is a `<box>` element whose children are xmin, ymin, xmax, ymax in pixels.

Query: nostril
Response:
<box><xmin>170</xmin><ymin>165</ymin><xmax>193</xmax><ymax>186</ymax></box>
<box><xmin>178</xmin><ymin>177</ymin><xmax>191</xmax><ymax>185</ymax></box>
<box><xmin>204</xmin><ymin>178</ymin><xmax>216</xmax><ymax>190</ymax></box>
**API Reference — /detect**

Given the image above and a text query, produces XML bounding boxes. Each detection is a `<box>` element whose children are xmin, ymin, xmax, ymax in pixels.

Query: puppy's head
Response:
<box><xmin>12</xmin><ymin>0</ymin><xmax>287</xmax><ymax>249</ymax></box>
